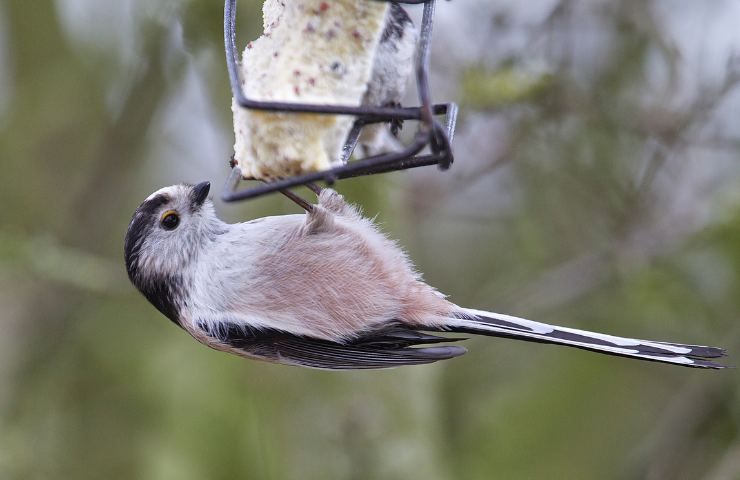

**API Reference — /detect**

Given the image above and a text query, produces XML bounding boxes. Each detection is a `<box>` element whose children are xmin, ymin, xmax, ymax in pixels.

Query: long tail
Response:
<box><xmin>441</xmin><ymin>308</ymin><xmax>728</xmax><ymax>369</ymax></box>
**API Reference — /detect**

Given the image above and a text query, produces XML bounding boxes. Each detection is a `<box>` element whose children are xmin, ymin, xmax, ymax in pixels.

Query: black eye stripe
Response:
<box><xmin>139</xmin><ymin>194</ymin><xmax>169</xmax><ymax>215</ymax></box>
<box><xmin>125</xmin><ymin>195</ymin><xmax>171</xmax><ymax>282</ymax></box>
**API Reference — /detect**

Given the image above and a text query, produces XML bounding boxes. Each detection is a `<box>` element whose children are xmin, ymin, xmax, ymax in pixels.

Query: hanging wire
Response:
<box><xmin>222</xmin><ymin>0</ymin><xmax>457</xmax><ymax>202</ymax></box>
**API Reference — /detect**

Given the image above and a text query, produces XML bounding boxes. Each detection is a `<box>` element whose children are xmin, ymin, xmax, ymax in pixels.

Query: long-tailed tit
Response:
<box><xmin>358</xmin><ymin>3</ymin><xmax>418</xmax><ymax>156</ymax></box>
<box><xmin>124</xmin><ymin>182</ymin><xmax>727</xmax><ymax>370</ymax></box>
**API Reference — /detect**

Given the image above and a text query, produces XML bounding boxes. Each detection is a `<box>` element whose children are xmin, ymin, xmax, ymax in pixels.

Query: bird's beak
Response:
<box><xmin>192</xmin><ymin>181</ymin><xmax>211</xmax><ymax>208</ymax></box>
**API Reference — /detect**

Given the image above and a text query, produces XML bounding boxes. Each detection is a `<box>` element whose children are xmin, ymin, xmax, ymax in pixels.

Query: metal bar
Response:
<box><xmin>444</xmin><ymin>103</ymin><xmax>458</xmax><ymax>145</ymax></box>
<box><xmin>225</xmin><ymin>164</ymin><xmax>243</xmax><ymax>191</ymax></box>
<box><xmin>339</xmin><ymin>154</ymin><xmax>441</xmax><ymax>178</ymax></box>
<box><xmin>415</xmin><ymin>0</ymin><xmax>437</xmax><ymax>130</ymax></box>
<box><xmin>222</xmin><ymin>134</ymin><xmax>428</xmax><ymax>202</ymax></box>
<box><xmin>435</xmin><ymin>102</ymin><xmax>458</xmax><ymax>169</ymax></box>
<box><xmin>221</xmin><ymin>102</ymin><xmax>459</xmax><ymax>202</ymax></box>
<box><xmin>340</xmin><ymin>121</ymin><xmax>365</xmax><ymax>164</ymax></box>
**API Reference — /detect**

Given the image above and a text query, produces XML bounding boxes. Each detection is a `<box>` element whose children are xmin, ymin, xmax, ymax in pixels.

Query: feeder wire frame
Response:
<box><xmin>222</xmin><ymin>0</ymin><xmax>457</xmax><ymax>203</ymax></box>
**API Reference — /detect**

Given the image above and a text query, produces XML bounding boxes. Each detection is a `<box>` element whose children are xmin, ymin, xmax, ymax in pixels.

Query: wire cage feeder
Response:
<box><xmin>222</xmin><ymin>0</ymin><xmax>458</xmax><ymax>202</ymax></box>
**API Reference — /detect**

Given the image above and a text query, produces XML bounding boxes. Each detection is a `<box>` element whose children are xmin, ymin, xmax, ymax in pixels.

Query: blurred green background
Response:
<box><xmin>1</xmin><ymin>0</ymin><xmax>739</xmax><ymax>479</ymax></box>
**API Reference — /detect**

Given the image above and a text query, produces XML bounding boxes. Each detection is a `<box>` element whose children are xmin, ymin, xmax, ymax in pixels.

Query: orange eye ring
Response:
<box><xmin>160</xmin><ymin>210</ymin><xmax>180</xmax><ymax>230</ymax></box>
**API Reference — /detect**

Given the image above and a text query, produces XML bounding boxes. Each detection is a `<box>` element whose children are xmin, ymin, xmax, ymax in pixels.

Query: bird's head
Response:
<box><xmin>124</xmin><ymin>181</ymin><xmax>220</xmax><ymax>296</ymax></box>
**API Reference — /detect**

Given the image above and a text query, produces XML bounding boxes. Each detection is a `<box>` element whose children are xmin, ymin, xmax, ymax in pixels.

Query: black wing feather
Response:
<box><xmin>198</xmin><ymin>321</ymin><xmax>467</xmax><ymax>370</ymax></box>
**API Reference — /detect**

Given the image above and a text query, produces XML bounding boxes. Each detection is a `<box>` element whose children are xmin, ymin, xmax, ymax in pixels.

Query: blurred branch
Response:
<box><xmin>704</xmin><ymin>442</ymin><xmax>740</xmax><ymax>480</ymax></box>
<box><xmin>502</xmin><ymin>187</ymin><xmax>712</xmax><ymax>314</ymax></box>
<box><xmin>461</xmin><ymin>67</ymin><xmax>554</xmax><ymax>110</ymax></box>
<box><xmin>64</xmin><ymin>26</ymin><xmax>177</xmax><ymax>248</ymax></box>
<box><xmin>5</xmin><ymin>0</ymin><xmax>69</xmax><ymax>80</ymax></box>
<box><xmin>0</xmin><ymin>230</ymin><xmax>126</xmax><ymax>294</ymax></box>
<box><xmin>2</xmin><ymin>5</ymin><xmax>179</xmax><ymax>428</ymax></box>
<box><xmin>624</xmin><ymin>343</ymin><xmax>740</xmax><ymax>480</ymax></box>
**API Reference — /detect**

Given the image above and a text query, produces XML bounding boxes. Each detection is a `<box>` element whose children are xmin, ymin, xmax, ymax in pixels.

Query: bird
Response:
<box><xmin>124</xmin><ymin>182</ymin><xmax>727</xmax><ymax>370</ymax></box>
<box><xmin>358</xmin><ymin>3</ymin><xmax>418</xmax><ymax>157</ymax></box>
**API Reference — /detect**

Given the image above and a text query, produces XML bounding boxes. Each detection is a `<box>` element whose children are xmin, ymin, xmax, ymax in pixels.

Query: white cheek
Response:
<box><xmin>139</xmin><ymin>229</ymin><xmax>189</xmax><ymax>275</ymax></box>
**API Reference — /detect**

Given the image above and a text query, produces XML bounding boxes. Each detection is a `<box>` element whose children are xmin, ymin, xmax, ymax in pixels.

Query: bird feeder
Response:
<box><xmin>222</xmin><ymin>0</ymin><xmax>457</xmax><ymax>202</ymax></box>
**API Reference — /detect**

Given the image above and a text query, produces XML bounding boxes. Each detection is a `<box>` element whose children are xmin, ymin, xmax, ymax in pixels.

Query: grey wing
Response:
<box><xmin>198</xmin><ymin>321</ymin><xmax>467</xmax><ymax>370</ymax></box>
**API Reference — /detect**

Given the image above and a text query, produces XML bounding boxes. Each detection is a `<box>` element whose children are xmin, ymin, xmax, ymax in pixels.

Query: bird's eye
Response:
<box><xmin>160</xmin><ymin>210</ymin><xmax>180</xmax><ymax>230</ymax></box>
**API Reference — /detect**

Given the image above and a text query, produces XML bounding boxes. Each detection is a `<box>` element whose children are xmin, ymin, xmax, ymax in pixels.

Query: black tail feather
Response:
<box><xmin>438</xmin><ymin>308</ymin><xmax>728</xmax><ymax>369</ymax></box>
